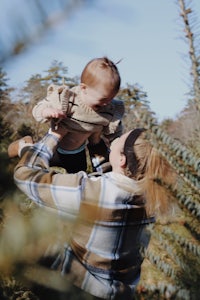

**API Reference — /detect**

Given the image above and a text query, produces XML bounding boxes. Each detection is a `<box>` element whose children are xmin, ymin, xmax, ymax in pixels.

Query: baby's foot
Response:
<box><xmin>8</xmin><ymin>136</ymin><xmax>33</xmax><ymax>158</ymax></box>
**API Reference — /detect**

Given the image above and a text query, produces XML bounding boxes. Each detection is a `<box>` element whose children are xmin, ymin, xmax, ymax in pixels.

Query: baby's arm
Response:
<box><xmin>32</xmin><ymin>101</ymin><xmax>66</xmax><ymax>127</ymax></box>
<box><xmin>41</xmin><ymin>107</ymin><xmax>66</xmax><ymax>119</ymax></box>
<box><xmin>32</xmin><ymin>98</ymin><xmax>51</xmax><ymax>122</ymax></box>
<box><xmin>32</xmin><ymin>84</ymin><xmax>69</xmax><ymax>122</ymax></box>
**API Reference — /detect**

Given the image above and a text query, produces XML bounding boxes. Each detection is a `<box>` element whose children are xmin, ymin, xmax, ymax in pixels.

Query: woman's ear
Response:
<box><xmin>120</xmin><ymin>153</ymin><xmax>126</xmax><ymax>168</ymax></box>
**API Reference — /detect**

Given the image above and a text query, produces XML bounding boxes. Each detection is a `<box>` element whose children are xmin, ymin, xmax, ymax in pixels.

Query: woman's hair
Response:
<box><xmin>124</xmin><ymin>129</ymin><xmax>176</xmax><ymax>217</ymax></box>
<box><xmin>81</xmin><ymin>57</ymin><xmax>121</xmax><ymax>95</ymax></box>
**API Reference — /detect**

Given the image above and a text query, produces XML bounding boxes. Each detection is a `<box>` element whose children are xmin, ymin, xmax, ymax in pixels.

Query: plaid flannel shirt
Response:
<box><xmin>14</xmin><ymin>133</ymin><xmax>155</xmax><ymax>300</ymax></box>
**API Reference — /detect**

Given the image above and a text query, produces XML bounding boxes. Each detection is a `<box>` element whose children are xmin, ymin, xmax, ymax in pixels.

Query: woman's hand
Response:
<box><xmin>50</xmin><ymin>121</ymin><xmax>69</xmax><ymax>140</ymax></box>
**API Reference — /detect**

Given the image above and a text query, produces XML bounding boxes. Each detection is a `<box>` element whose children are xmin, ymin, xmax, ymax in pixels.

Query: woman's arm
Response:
<box><xmin>14</xmin><ymin>131</ymin><xmax>85</xmax><ymax>217</ymax></box>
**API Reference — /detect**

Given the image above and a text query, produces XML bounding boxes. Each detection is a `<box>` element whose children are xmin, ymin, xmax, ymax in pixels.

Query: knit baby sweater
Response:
<box><xmin>32</xmin><ymin>84</ymin><xmax>125</xmax><ymax>143</ymax></box>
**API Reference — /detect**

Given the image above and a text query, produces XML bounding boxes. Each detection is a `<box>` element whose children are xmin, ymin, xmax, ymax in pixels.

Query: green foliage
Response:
<box><xmin>0</xmin><ymin>116</ymin><xmax>14</xmax><ymax>146</ymax></box>
<box><xmin>17</xmin><ymin>123</ymin><xmax>34</xmax><ymax>138</ymax></box>
<box><xmin>1</xmin><ymin>0</ymin><xmax>200</xmax><ymax>295</ymax></box>
<box><xmin>42</xmin><ymin>60</ymin><xmax>79</xmax><ymax>87</ymax></box>
<box><xmin>0</xmin><ymin>67</ymin><xmax>8</xmax><ymax>92</ymax></box>
<box><xmin>0</xmin><ymin>57</ymin><xmax>199</xmax><ymax>299</ymax></box>
<box><xmin>0</xmin><ymin>153</ymin><xmax>16</xmax><ymax>199</ymax></box>
<box><xmin>162</xmin><ymin>226</ymin><xmax>200</xmax><ymax>257</ymax></box>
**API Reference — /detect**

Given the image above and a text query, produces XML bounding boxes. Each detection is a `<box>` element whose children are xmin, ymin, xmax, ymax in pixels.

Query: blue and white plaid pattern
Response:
<box><xmin>14</xmin><ymin>133</ymin><xmax>155</xmax><ymax>299</ymax></box>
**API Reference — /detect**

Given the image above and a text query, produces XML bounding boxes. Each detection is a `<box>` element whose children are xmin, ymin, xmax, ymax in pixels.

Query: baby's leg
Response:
<box><xmin>8</xmin><ymin>136</ymin><xmax>33</xmax><ymax>158</ymax></box>
<box><xmin>50</xmin><ymin>150</ymin><xmax>87</xmax><ymax>173</ymax></box>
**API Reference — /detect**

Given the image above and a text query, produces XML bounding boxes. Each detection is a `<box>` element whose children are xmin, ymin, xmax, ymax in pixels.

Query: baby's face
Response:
<box><xmin>80</xmin><ymin>82</ymin><xmax>116</xmax><ymax>110</ymax></box>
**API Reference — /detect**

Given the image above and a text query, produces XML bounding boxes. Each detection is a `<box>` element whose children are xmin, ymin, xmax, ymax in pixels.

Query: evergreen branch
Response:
<box><xmin>151</xmin><ymin>227</ymin><xmax>200</xmax><ymax>283</ymax></box>
<box><xmin>137</xmin><ymin>282</ymin><xmax>190</xmax><ymax>300</ymax></box>
<box><xmin>162</xmin><ymin>226</ymin><xmax>200</xmax><ymax>257</ymax></box>
<box><xmin>153</xmin><ymin>175</ymin><xmax>200</xmax><ymax>220</ymax></box>
<box><xmin>176</xmin><ymin>190</ymin><xmax>200</xmax><ymax>219</ymax></box>
<box><xmin>132</xmin><ymin>109</ymin><xmax>200</xmax><ymax>193</ymax></box>
<box><xmin>145</xmin><ymin>247</ymin><xmax>182</xmax><ymax>281</ymax></box>
<box><xmin>178</xmin><ymin>0</ymin><xmax>200</xmax><ymax>111</ymax></box>
<box><xmin>184</xmin><ymin>214</ymin><xmax>200</xmax><ymax>240</ymax></box>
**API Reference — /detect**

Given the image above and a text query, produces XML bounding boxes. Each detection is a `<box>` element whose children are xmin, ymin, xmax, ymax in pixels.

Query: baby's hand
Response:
<box><xmin>42</xmin><ymin>107</ymin><xmax>66</xmax><ymax>119</ymax></box>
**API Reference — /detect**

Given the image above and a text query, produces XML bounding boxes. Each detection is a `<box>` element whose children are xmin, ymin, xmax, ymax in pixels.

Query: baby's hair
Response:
<box><xmin>81</xmin><ymin>57</ymin><xmax>121</xmax><ymax>94</ymax></box>
<box><xmin>100</xmin><ymin>57</ymin><xmax>120</xmax><ymax>71</ymax></box>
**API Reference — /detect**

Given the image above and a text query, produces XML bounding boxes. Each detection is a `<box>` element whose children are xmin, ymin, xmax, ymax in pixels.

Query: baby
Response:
<box><xmin>32</xmin><ymin>57</ymin><xmax>124</xmax><ymax>173</ymax></box>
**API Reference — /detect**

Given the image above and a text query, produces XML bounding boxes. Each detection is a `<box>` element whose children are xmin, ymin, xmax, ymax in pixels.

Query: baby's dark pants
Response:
<box><xmin>50</xmin><ymin>149</ymin><xmax>87</xmax><ymax>173</ymax></box>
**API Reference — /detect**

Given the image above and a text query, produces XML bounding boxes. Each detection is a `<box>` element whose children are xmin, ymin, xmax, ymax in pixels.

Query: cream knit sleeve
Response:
<box><xmin>102</xmin><ymin>99</ymin><xmax>125</xmax><ymax>142</ymax></box>
<box><xmin>32</xmin><ymin>84</ymin><xmax>70</xmax><ymax>122</ymax></box>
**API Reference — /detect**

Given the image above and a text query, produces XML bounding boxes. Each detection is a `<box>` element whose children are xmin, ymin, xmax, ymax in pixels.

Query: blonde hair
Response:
<box><xmin>81</xmin><ymin>57</ymin><xmax>121</xmax><ymax>95</ymax></box>
<box><xmin>125</xmin><ymin>131</ymin><xmax>176</xmax><ymax>217</ymax></box>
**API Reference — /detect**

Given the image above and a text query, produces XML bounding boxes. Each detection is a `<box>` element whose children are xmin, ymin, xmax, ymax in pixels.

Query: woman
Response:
<box><xmin>13</xmin><ymin>126</ymin><xmax>175</xmax><ymax>299</ymax></box>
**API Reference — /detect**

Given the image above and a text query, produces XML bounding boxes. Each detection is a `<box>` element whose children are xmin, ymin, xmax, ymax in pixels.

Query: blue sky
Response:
<box><xmin>1</xmin><ymin>0</ymin><xmax>200</xmax><ymax>121</ymax></box>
